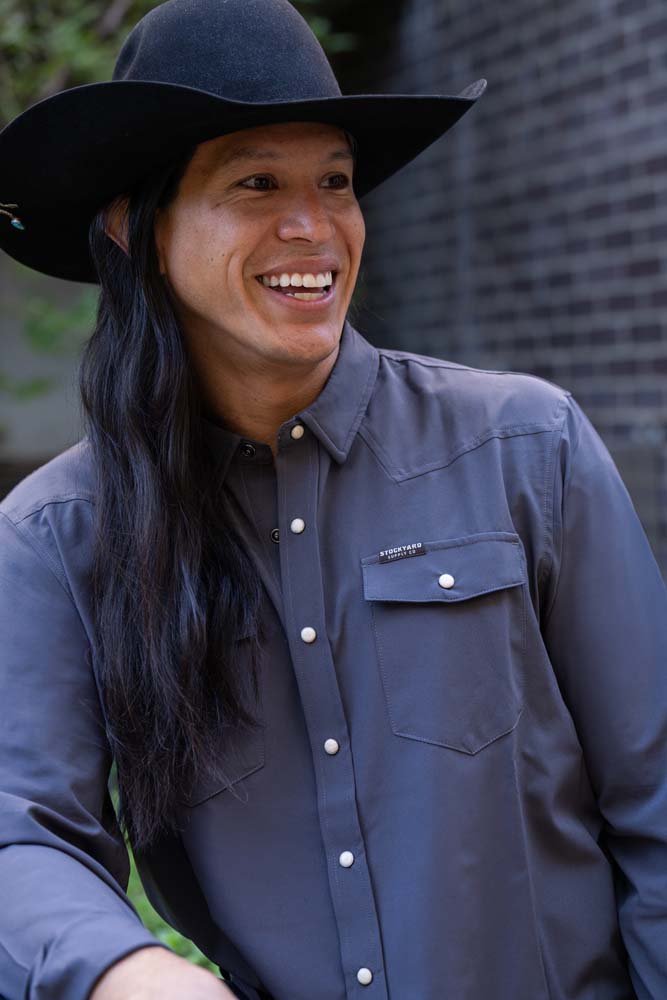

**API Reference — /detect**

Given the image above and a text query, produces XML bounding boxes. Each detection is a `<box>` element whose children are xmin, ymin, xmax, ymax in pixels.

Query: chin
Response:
<box><xmin>282</xmin><ymin>321</ymin><xmax>342</xmax><ymax>354</ymax></box>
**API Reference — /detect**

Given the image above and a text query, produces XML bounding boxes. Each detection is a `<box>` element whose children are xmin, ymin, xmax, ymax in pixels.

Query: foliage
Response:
<box><xmin>0</xmin><ymin>370</ymin><xmax>58</xmax><ymax>401</ymax></box>
<box><xmin>0</xmin><ymin>0</ymin><xmax>357</xmax><ymax>127</ymax></box>
<box><xmin>0</xmin><ymin>272</ymin><xmax>96</xmax><ymax>439</ymax></box>
<box><xmin>126</xmin><ymin>852</ymin><xmax>219</xmax><ymax>971</ymax></box>
<box><xmin>109</xmin><ymin>765</ymin><xmax>219</xmax><ymax>972</ymax></box>
<box><xmin>21</xmin><ymin>286</ymin><xmax>99</xmax><ymax>356</ymax></box>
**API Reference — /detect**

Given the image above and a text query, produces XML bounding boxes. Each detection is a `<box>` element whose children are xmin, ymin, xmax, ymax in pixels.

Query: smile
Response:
<box><xmin>254</xmin><ymin>271</ymin><xmax>337</xmax><ymax>308</ymax></box>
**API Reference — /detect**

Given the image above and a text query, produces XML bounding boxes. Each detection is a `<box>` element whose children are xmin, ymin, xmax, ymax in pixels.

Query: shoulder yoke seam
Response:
<box><xmin>377</xmin><ymin>349</ymin><xmax>574</xmax><ymax>398</ymax></box>
<box><xmin>0</xmin><ymin>508</ymin><xmax>74</xmax><ymax>600</ymax></box>
<box><xmin>359</xmin><ymin>419</ymin><xmax>560</xmax><ymax>485</ymax></box>
<box><xmin>5</xmin><ymin>493</ymin><xmax>94</xmax><ymax>525</ymax></box>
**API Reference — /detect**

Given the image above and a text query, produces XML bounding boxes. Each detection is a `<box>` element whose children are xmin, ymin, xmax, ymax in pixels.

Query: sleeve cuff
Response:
<box><xmin>28</xmin><ymin>911</ymin><xmax>171</xmax><ymax>1000</ymax></box>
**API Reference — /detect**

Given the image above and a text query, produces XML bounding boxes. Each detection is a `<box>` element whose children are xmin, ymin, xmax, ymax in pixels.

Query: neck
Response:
<box><xmin>198</xmin><ymin>343</ymin><xmax>340</xmax><ymax>458</ymax></box>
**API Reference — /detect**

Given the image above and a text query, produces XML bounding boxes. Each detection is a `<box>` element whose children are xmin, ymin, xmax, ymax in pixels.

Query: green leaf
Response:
<box><xmin>127</xmin><ymin>848</ymin><xmax>219</xmax><ymax>971</ymax></box>
<box><xmin>109</xmin><ymin>765</ymin><xmax>218</xmax><ymax>974</ymax></box>
<box><xmin>0</xmin><ymin>372</ymin><xmax>58</xmax><ymax>399</ymax></box>
<box><xmin>22</xmin><ymin>289</ymin><xmax>97</xmax><ymax>356</ymax></box>
<box><xmin>0</xmin><ymin>1</ymin><xmax>359</xmax><ymax>126</ymax></box>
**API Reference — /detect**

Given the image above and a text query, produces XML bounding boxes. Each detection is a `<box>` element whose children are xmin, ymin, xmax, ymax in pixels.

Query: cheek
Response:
<box><xmin>159</xmin><ymin>215</ymin><xmax>239</xmax><ymax>303</ymax></box>
<box><xmin>347</xmin><ymin>207</ymin><xmax>366</xmax><ymax>260</ymax></box>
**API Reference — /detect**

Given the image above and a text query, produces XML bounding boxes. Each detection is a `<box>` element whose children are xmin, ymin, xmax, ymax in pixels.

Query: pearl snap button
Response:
<box><xmin>290</xmin><ymin>518</ymin><xmax>305</xmax><ymax>534</ymax></box>
<box><xmin>339</xmin><ymin>851</ymin><xmax>354</xmax><ymax>867</ymax></box>
<box><xmin>290</xmin><ymin>424</ymin><xmax>305</xmax><ymax>439</ymax></box>
<box><xmin>300</xmin><ymin>626</ymin><xmax>317</xmax><ymax>643</ymax></box>
<box><xmin>324</xmin><ymin>738</ymin><xmax>340</xmax><ymax>755</ymax></box>
<box><xmin>357</xmin><ymin>968</ymin><xmax>373</xmax><ymax>985</ymax></box>
<box><xmin>438</xmin><ymin>573</ymin><xmax>455</xmax><ymax>589</ymax></box>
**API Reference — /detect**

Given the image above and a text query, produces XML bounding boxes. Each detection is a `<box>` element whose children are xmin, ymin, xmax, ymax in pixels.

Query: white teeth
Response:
<box><xmin>259</xmin><ymin>270</ymin><xmax>334</xmax><ymax>288</ymax></box>
<box><xmin>286</xmin><ymin>291</ymin><xmax>327</xmax><ymax>300</ymax></box>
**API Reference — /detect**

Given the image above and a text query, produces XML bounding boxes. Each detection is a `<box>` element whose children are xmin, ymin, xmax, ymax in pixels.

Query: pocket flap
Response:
<box><xmin>361</xmin><ymin>532</ymin><xmax>525</xmax><ymax>603</ymax></box>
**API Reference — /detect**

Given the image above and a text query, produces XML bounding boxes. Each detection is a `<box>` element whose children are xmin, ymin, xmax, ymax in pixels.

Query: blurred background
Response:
<box><xmin>1</xmin><ymin>0</ymin><xmax>666</xmax><ymax>963</ymax></box>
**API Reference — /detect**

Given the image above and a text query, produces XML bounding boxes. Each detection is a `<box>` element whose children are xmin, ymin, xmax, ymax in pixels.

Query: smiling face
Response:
<box><xmin>153</xmin><ymin>120</ymin><xmax>365</xmax><ymax>374</ymax></box>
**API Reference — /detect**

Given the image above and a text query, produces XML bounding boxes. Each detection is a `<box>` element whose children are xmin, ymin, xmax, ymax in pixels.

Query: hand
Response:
<box><xmin>90</xmin><ymin>945</ymin><xmax>235</xmax><ymax>999</ymax></box>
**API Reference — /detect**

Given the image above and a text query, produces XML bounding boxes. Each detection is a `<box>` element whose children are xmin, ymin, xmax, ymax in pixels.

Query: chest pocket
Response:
<box><xmin>361</xmin><ymin>531</ymin><xmax>526</xmax><ymax>755</ymax></box>
<box><xmin>179</xmin><ymin>720</ymin><xmax>266</xmax><ymax>808</ymax></box>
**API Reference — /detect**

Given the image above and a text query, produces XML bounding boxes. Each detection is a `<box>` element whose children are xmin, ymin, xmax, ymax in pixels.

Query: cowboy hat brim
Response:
<box><xmin>0</xmin><ymin>79</ymin><xmax>486</xmax><ymax>283</ymax></box>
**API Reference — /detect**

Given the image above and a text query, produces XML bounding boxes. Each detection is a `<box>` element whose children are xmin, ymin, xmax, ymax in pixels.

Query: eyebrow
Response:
<box><xmin>219</xmin><ymin>147</ymin><xmax>355</xmax><ymax>168</ymax></box>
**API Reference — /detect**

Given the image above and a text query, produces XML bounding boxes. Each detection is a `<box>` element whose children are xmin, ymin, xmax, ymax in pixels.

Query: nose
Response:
<box><xmin>276</xmin><ymin>189</ymin><xmax>336</xmax><ymax>243</ymax></box>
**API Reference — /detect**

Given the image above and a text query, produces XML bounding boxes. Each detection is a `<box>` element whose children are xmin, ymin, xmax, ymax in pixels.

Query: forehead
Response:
<box><xmin>191</xmin><ymin>121</ymin><xmax>353</xmax><ymax>176</ymax></box>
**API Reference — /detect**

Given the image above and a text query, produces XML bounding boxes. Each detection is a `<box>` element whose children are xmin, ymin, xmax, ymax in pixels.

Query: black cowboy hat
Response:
<box><xmin>0</xmin><ymin>0</ymin><xmax>486</xmax><ymax>284</ymax></box>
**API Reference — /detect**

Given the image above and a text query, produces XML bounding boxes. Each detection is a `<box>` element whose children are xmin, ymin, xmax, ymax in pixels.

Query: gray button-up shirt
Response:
<box><xmin>1</xmin><ymin>321</ymin><xmax>666</xmax><ymax>1000</ymax></box>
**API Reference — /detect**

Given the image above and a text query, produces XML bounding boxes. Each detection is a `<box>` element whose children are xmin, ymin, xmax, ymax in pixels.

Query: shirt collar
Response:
<box><xmin>201</xmin><ymin>319</ymin><xmax>379</xmax><ymax>478</ymax></box>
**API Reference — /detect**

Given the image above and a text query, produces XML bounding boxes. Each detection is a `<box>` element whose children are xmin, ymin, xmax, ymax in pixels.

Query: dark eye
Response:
<box><xmin>325</xmin><ymin>174</ymin><xmax>351</xmax><ymax>189</ymax></box>
<box><xmin>238</xmin><ymin>173</ymin><xmax>351</xmax><ymax>193</ymax></box>
<box><xmin>240</xmin><ymin>175</ymin><xmax>276</xmax><ymax>191</ymax></box>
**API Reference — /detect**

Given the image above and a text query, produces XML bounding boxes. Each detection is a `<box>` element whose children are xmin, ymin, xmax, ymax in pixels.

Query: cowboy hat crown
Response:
<box><xmin>114</xmin><ymin>0</ymin><xmax>343</xmax><ymax>101</ymax></box>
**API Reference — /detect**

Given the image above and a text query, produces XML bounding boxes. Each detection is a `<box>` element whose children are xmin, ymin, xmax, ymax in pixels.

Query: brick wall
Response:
<box><xmin>334</xmin><ymin>0</ymin><xmax>667</xmax><ymax>575</ymax></box>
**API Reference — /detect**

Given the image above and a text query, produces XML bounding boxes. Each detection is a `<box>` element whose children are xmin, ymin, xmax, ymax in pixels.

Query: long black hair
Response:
<box><xmin>79</xmin><ymin>145</ymin><xmax>265</xmax><ymax>852</ymax></box>
<box><xmin>79</xmin><ymin>129</ymin><xmax>359</xmax><ymax>852</ymax></box>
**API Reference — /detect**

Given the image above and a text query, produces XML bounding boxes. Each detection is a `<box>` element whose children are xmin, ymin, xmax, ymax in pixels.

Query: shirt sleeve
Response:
<box><xmin>540</xmin><ymin>395</ymin><xmax>667</xmax><ymax>1000</ymax></box>
<box><xmin>0</xmin><ymin>510</ymin><xmax>169</xmax><ymax>1000</ymax></box>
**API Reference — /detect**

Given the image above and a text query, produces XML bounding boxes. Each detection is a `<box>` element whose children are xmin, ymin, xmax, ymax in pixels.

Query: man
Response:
<box><xmin>0</xmin><ymin>1</ymin><xmax>666</xmax><ymax>999</ymax></box>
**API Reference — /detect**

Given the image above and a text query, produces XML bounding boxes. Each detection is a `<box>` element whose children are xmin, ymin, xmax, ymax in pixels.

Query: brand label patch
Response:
<box><xmin>378</xmin><ymin>542</ymin><xmax>427</xmax><ymax>564</ymax></box>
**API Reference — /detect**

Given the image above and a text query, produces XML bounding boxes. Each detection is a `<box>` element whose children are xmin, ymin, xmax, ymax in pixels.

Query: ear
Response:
<box><xmin>104</xmin><ymin>195</ymin><xmax>130</xmax><ymax>255</ymax></box>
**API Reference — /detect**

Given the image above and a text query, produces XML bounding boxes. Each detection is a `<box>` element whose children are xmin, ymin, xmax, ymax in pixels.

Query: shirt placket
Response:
<box><xmin>275</xmin><ymin>417</ymin><xmax>388</xmax><ymax>999</ymax></box>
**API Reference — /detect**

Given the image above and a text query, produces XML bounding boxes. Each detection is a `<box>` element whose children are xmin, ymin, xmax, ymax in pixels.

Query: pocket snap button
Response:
<box><xmin>438</xmin><ymin>573</ymin><xmax>455</xmax><ymax>589</ymax></box>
